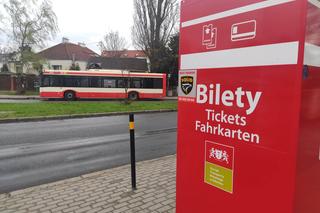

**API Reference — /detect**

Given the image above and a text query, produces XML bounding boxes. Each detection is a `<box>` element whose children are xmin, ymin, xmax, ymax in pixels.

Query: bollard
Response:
<box><xmin>129</xmin><ymin>113</ymin><xmax>137</xmax><ymax>190</ymax></box>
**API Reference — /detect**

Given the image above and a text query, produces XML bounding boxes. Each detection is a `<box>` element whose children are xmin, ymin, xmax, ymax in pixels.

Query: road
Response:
<box><xmin>0</xmin><ymin>112</ymin><xmax>177</xmax><ymax>193</ymax></box>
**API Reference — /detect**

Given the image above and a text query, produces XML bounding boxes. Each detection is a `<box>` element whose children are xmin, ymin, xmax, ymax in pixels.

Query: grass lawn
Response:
<box><xmin>0</xmin><ymin>101</ymin><xmax>177</xmax><ymax>120</ymax></box>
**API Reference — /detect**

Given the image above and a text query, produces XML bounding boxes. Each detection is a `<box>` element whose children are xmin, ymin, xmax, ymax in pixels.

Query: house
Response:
<box><xmin>0</xmin><ymin>39</ymin><xmax>100</xmax><ymax>91</ymax></box>
<box><xmin>102</xmin><ymin>50</ymin><xmax>147</xmax><ymax>58</ymax></box>
<box><xmin>0</xmin><ymin>52</ymin><xmax>38</xmax><ymax>91</ymax></box>
<box><xmin>101</xmin><ymin>50</ymin><xmax>150</xmax><ymax>71</ymax></box>
<box><xmin>0</xmin><ymin>54</ymin><xmax>5</xmax><ymax>71</ymax></box>
<box><xmin>38</xmin><ymin>38</ymin><xmax>99</xmax><ymax>71</ymax></box>
<box><xmin>0</xmin><ymin>67</ymin><xmax>37</xmax><ymax>92</ymax></box>
<box><xmin>87</xmin><ymin>57</ymin><xmax>149</xmax><ymax>72</ymax></box>
<box><xmin>0</xmin><ymin>52</ymin><xmax>23</xmax><ymax>74</ymax></box>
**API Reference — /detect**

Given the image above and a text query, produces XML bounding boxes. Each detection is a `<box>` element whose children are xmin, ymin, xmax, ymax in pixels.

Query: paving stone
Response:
<box><xmin>0</xmin><ymin>155</ymin><xmax>177</xmax><ymax>213</ymax></box>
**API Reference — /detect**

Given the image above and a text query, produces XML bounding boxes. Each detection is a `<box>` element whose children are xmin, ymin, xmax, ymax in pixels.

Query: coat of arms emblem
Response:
<box><xmin>181</xmin><ymin>76</ymin><xmax>194</xmax><ymax>95</ymax></box>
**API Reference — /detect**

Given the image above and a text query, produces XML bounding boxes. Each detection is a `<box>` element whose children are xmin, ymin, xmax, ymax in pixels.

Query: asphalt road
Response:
<box><xmin>0</xmin><ymin>112</ymin><xmax>177</xmax><ymax>193</ymax></box>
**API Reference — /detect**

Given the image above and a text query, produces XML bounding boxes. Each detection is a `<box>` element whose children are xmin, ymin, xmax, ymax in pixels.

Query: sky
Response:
<box><xmin>50</xmin><ymin>0</ymin><xmax>134</xmax><ymax>54</ymax></box>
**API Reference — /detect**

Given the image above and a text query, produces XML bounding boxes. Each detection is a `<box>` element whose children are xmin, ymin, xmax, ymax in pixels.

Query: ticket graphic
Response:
<box><xmin>231</xmin><ymin>20</ymin><xmax>256</xmax><ymax>41</ymax></box>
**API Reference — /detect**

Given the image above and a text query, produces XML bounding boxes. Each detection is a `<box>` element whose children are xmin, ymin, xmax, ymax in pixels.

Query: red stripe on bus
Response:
<box><xmin>40</xmin><ymin>92</ymin><xmax>64</xmax><ymax>98</ymax></box>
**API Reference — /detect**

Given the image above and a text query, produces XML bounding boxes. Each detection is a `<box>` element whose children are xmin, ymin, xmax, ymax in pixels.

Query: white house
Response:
<box><xmin>38</xmin><ymin>38</ymin><xmax>99</xmax><ymax>71</ymax></box>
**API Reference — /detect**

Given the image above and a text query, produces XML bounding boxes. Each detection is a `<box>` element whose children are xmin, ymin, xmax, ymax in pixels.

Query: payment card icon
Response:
<box><xmin>231</xmin><ymin>20</ymin><xmax>256</xmax><ymax>41</ymax></box>
<box><xmin>202</xmin><ymin>24</ymin><xmax>217</xmax><ymax>49</ymax></box>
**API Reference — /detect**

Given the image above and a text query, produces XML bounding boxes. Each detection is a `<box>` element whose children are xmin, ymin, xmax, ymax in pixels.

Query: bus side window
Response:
<box><xmin>142</xmin><ymin>78</ymin><xmax>162</xmax><ymax>89</ymax></box>
<box><xmin>65</xmin><ymin>77</ymin><xmax>84</xmax><ymax>87</ymax></box>
<box><xmin>153</xmin><ymin>78</ymin><xmax>163</xmax><ymax>89</ymax></box>
<box><xmin>80</xmin><ymin>77</ymin><xmax>89</xmax><ymax>87</ymax></box>
<box><xmin>90</xmin><ymin>77</ymin><xmax>101</xmax><ymax>88</ymax></box>
<box><xmin>51</xmin><ymin>76</ymin><xmax>63</xmax><ymax>87</ymax></box>
<box><xmin>117</xmin><ymin>79</ymin><xmax>126</xmax><ymax>88</ymax></box>
<box><xmin>131</xmin><ymin>78</ymin><xmax>142</xmax><ymax>88</ymax></box>
<box><xmin>42</xmin><ymin>76</ymin><xmax>50</xmax><ymax>87</ymax></box>
<box><xmin>102</xmin><ymin>78</ymin><xmax>116</xmax><ymax>88</ymax></box>
<box><xmin>64</xmin><ymin>77</ymin><xmax>75</xmax><ymax>87</ymax></box>
<box><xmin>143</xmin><ymin>78</ymin><xmax>153</xmax><ymax>88</ymax></box>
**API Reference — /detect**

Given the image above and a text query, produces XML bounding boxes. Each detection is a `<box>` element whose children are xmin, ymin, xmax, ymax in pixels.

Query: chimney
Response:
<box><xmin>78</xmin><ymin>42</ymin><xmax>86</xmax><ymax>47</ymax></box>
<box><xmin>72</xmin><ymin>53</ymin><xmax>76</xmax><ymax>63</ymax></box>
<box><xmin>62</xmin><ymin>37</ymin><xmax>69</xmax><ymax>43</ymax></box>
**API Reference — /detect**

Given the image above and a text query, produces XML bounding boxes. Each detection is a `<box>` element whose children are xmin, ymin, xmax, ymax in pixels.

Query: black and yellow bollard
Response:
<box><xmin>129</xmin><ymin>113</ymin><xmax>137</xmax><ymax>190</ymax></box>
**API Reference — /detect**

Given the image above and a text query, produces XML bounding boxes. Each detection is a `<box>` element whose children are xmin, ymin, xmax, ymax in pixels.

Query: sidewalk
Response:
<box><xmin>0</xmin><ymin>155</ymin><xmax>176</xmax><ymax>213</ymax></box>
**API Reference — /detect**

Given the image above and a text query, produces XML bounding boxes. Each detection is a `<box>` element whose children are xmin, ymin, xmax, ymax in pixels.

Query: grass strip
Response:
<box><xmin>0</xmin><ymin>101</ymin><xmax>177</xmax><ymax>119</ymax></box>
<box><xmin>0</xmin><ymin>91</ymin><xmax>39</xmax><ymax>96</ymax></box>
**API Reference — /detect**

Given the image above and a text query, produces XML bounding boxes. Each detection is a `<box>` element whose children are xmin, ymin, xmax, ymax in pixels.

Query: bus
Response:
<box><xmin>40</xmin><ymin>69</ymin><xmax>166</xmax><ymax>101</ymax></box>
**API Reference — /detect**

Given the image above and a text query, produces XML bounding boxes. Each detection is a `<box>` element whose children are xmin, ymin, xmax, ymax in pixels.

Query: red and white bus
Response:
<box><xmin>40</xmin><ymin>69</ymin><xmax>166</xmax><ymax>101</ymax></box>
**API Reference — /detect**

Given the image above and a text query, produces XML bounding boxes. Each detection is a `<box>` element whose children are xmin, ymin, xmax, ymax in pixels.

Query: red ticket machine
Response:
<box><xmin>177</xmin><ymin>0</ymin><xmax>320</xmax><ymax>212</ymax></box>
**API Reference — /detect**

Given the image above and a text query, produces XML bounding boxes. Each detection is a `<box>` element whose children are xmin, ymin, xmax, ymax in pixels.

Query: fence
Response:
<box><xmin>0</xmin><ymin>73</ymin><xmax>38</xmax><ymax>91</ymax></box>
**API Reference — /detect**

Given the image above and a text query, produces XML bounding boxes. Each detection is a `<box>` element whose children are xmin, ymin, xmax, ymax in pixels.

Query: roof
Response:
<box><xmin>38</xmin><ymin>42</ymin><xmax>99</xmax><ymax>61</ymax></box>
<box><xmin>101</xmin><ymin>50</ymin><xmax>147</xmax><ymax>58</ymax></box>
<box><xmin>43</xmin><ymin>69</ymin><xmax>164</xmax><ymax>77</ymax></box>
<box><xmin>87</xmin><ymin>57</ymin><xmax>148</xmax><ymax>72</ymax></box>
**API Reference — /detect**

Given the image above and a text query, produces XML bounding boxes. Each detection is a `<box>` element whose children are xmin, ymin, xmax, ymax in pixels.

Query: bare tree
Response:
<box><xmin>132</xmin><ymin>0</ymin><xmax>179</xmax><ymax>72</ymax></box>
<box><xmin>0</xmin><ymin>2</ymin><xmax>4</xmax><ymax>35</ymax></box>
<box><xmin>99</xmin><ymin>30</ymin><xmax>128</xmax><ymax>57</ymax></box>
<box><xmin>4</xmin><ymin>0</ymin><xmax>58</xmax><ymax>93</ymax></box>
<box><xmin>0</xmin><ymin>13</ymin><xmax>2</xmax><ymax>33</ymax></box>
<box><xmin>4</xmin><ymin>0</ymin><xmax>58</xmax><ymax>50</ymax></box>
<box><xmin>121</xmin><ymin>69</ymin><xmax>131</xmax><ymax>104</ymax></box>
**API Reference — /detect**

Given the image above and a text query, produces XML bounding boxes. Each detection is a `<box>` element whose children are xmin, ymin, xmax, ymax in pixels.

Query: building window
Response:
<box><xmin>52</xmin><ymin>65</ymin><xmax>62</xmax><ymax>70</ymax></box>
<box><xmin>16</xmin><ymin>65</ymin><xmax>23</xmax><ymax>73</ymax></box>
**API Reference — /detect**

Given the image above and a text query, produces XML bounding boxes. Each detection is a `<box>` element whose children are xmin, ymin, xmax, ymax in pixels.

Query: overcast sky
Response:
<box><xmin>50</xmin><ymin>0</ymin><xmax>134</xmax><ymax>54</ymax></box>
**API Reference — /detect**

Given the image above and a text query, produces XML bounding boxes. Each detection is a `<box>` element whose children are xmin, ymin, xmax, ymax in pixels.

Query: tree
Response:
<box><xmin>121</xmin><ymin>70</ymin><xmax>131</xmax><ymax>104</ymax></box>
<box><xmin>0</xmin><ymin>46</ymin><xmax>9</xmax><ymax>54</ymax></box>
<box><xmin>15</xmin><ymin>47</ymin><xmax>45</xmax><ymax>93</ymax></box>
<box><xmin>0</xmin><ymin>11</ymin><xmax>3</xmax><ymax>34</ymax></box>
<box><xmin>99</xmin><ymin>30</ymin><xmax>128</xmax><ymax>57</ymax></box>
<box><xmin>4</xmin><ymin>0</ymin><xmax>58</xmax><ymax>51</ymax></box>
<box><xmin>69</xmin><ymin>62</ymin><xmax>80</xmax><ymax>71</ymax></box>
<box><xmin>132</xmin><ymin>0</ymin><xmax>179</xmax><ymax>72</ymax></box>
<box><xmin>22</xmin><ymin>48</ymin><xmax>45</xmax><ymax>72</ymax></box>
<box><xmin>167</xmin><ymin>32</ymin><xmax>179</xmax><ymax>88</ymax></box>
<box><xmin>4</xmin><ymin>0</ymin><xmax>58</xmax><ymax>93</ymax></box>
<box><xmin>0</xmin><ymin>0</ymin><xmax>4</xmax><ymax>34</ymax></box>
<box><xmin>0</xmin><ymin>64</ymin><xmax>9</xmax><ymax>72</ymax></box>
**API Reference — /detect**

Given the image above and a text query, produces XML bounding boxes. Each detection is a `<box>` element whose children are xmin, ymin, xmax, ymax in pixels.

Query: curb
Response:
<box><xmin>0</xmin><ymin>109</ymin><xmax>177</xmax><ymax>124</ymax></box>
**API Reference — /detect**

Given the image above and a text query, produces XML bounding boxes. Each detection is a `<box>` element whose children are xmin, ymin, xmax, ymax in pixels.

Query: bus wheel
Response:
<box><xmin>64</xmin><ymin>91</ymin><xmax>76</xmax><ymax>101</ymax></box>
<box><xmin>128</xmin><ymin>92</ymin><xmax>139</xmax><ymax>101</ymax></box>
